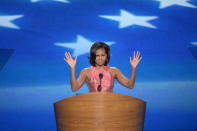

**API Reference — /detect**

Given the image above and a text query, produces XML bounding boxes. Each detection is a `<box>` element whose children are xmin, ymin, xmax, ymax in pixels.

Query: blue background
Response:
<box><xmin>0</xmin><ymin>0</ymin><xmax>197</xmax><ymax>130</ymax></box>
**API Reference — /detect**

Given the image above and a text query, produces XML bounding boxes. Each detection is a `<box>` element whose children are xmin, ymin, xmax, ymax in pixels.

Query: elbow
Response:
<box><xmin>127</xmin><ymin>80</ymin><xmax>135</xmax><ymax>89</ymax></box>
<box><xmin>127</xmin><ymin>85</ymin><xmax>134</xmax><ymax>89</ymax></box>
<box><xmin>127</xmin><ymin>82</ymin><xmax>134</xmax><ymax>89</ymax></box>
<box><xmin>72</xmin><ymin>88</ymin><xmax>79</xmax><ymax>92</ymax></box>
<box><xmin>71</xmin><ymin>89</ymin><xmax>77</xmax><ymax>92</ymax></box>
<box><xmin>130</xmin><ymin>86</ymin><xmax>134</xmax><ymax>89</ymax></box>
<box><xmin>70</xmin><ymin>82</ymin><xmax>80</xmax><ymax>92</ymax></box>
<box><xmin>71</xmin><ymin>86</ymin><xmax>79</xmax><ymax>92</ymax></box>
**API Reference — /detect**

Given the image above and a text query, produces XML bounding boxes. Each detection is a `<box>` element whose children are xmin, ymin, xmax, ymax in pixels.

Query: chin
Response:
<box><xmin>96</xmin><ymin>63</ymin><xmax>104</xmax><ymax>66</ymax></box>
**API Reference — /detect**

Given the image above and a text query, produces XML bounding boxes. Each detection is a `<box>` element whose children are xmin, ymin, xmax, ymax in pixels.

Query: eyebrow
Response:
<box><xmin>96</xmin><ymin>54</ymin><xmax>106</xmax><ymax>55</ymax></box>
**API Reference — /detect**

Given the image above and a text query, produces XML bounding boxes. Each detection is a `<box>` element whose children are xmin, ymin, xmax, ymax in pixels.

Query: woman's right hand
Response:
<box><xmin>64</xmin><ymin>52</ymin><xmax>77</xmax><ymax>69</ymax></box>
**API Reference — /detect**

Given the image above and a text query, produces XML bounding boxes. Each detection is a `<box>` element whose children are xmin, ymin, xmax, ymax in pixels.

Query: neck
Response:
<box><xmin>94</xmin><ymin>65</ymin><xmax>108</xmax><ymax>70</ymax></box>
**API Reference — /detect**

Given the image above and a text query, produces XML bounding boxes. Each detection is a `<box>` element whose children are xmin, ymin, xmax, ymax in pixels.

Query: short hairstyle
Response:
<box><xmin>89</xmin><ymin>42</ymin><xmax>110</xmax><ymax>66</ymax></box>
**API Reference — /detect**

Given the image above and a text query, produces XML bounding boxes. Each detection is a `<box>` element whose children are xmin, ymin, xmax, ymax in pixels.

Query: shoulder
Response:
<box><xmin>109</xmin><ymin>67</ymin><xmax>121</xmax><ymax>76</ymax></box>
<box><xmin>80</xmin><ymin>67</ymin><xmax>92</xmax><ymax>80</ymax></box>
<box><xmin>110</xmin><ymin>67</ymin><xmax>120</xmax><ymax>72</ymax></box>
<box><xmin>81</xmin><ymin>67</ymin><xmax>91</xmax><ymax>74</ymax></box>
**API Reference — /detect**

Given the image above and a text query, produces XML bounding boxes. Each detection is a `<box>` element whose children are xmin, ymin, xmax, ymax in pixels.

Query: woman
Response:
<box><xmin>64</xmin><ymin>42</ymin><xmax>142</xmax><ymax>92</ymax></box>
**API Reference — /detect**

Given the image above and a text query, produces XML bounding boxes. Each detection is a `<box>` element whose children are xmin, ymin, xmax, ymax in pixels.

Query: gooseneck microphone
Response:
<box><xmin>97</xmin><ymin>73</ymin><xmax>103</xmax><ymax>92</ymax></box>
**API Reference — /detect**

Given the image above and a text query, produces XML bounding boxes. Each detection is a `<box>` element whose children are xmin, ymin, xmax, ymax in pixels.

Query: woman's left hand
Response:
<box><xmin>130</xmin><ymin>51</ymin><xmax>142</xmax><ymax>69</ymax></box>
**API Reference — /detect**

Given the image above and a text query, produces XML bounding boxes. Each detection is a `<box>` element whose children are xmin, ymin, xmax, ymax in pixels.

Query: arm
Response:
<box><xmin>115</xmin><ymin>68</ymin><xmax>136</xmax><ymax>89</ymax></box>
<box><xmin>115</xmin><ymin>51</ymin><xmax>142</xmax><ymax>89</ymax></box>
<box><xmin>64</xmin><ymin>52</ymin><xmax>86</xmax><ymax>92</ymax></box>
<box><xmin>70</xmin><ymin>68</ymin><xmax>86</xmax><ymax>92</ymax></box>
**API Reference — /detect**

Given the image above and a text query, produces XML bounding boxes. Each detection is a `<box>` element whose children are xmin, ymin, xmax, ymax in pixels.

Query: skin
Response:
<box><xmin>64</xmin><ymin>48</ymin><xmax>142</xmax><ymax>92</ymax></box>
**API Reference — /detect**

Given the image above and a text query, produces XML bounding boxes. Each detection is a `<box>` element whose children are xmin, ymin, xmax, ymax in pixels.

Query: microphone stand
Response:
<box><xmin>97</xmin><ymin>73</ymin><xmax>103</xmax><ymax>92</ymax></box>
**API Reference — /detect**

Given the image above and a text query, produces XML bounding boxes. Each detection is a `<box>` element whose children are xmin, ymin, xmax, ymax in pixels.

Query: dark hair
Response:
<box><xmin>89</xmin><ymin>42</ymin><xmax>110</xmax><ymax>66</ymax></box>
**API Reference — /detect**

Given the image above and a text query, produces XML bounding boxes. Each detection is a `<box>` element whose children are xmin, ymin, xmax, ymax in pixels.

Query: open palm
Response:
<box><xmin>130</xmin><ymin>51</ymin><xmax>142</xmax><ymax>68</ymax></box>
<box><xmin>64</xmin><ymin>52</ymin><xmax>77</xmax><ymax>68</ymax></box>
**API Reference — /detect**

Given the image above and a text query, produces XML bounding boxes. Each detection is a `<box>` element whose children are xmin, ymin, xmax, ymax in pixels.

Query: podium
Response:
<box><xmin>54</xmin><ymin>92</ymin><xmax>146</xmax><ymax>131</ymax></box>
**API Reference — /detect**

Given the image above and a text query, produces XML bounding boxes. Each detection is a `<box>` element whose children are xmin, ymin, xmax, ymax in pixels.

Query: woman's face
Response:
<box><xmin>95</xmin><ymin>48</ymin><xmax>107</xmax><ymax>66</ymax></box>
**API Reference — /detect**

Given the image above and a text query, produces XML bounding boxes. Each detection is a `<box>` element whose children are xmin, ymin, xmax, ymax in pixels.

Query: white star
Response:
<box><xmin>0</xmin><ymin>15</ymin><xmax>23</xmax><ymax>29</ymax></box>
<box><xmin>99</xmin><ymin>9</ymin><xmax>158</xmax><ymax>29</ymax></box>
<box><xmin>191</xmin><ymin>42</ymin><xmax>197</xmax><ymax>45</ymax></box>
<box><xmin>31</xmin><ymin>0</ymin><xmax>69</xmax><ymax>3</ymax></box>
<box><xmin>54</xmin><ymin>35</ymin><xmax>115</xmax><ymax>57</ymax></box>
<box><xmin>155</xmin><ymin>0</ymin><xmax>197</xmax><ymax>9</ymax></box>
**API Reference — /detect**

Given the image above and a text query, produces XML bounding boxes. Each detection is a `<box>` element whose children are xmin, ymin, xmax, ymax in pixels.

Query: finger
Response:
<box><xmin>135</xmin><ymin>51</ymin><xmax>137</xmax><ymax>58</ymax></box>
<box><xmin>75</xmin><ymin>56</ymin><xmax>78</xmax><ymax>61</ymax></box>
<box><xmin>68</xmin><ymin>52</ymin><xmax>72</xmax><ymax>59</ymax></box>
<box><xmin>137</xmin><ymin>51</ymin><xmax>140</xmax><ymax>58</ymax></box>
<box><xmin>65</xmin><ymin>52</ymin><xmax>68</xmax><ymax>56</ymax></box>
<box><xmin>138</xmin><ymin>51</ymin><xmax>141</xmax><ymax>58</ymax></box>
<box><xmin>64</xmin><ymin>58</ymin><xmax>68</xmax><ymax>62</ymax></box>
<box><xmin>139</xmin><ymin>56</ymin><xmax>142</xmax><ymax>61</ymax></box>
<box><xmin>65</xmin><ymin>52</ymin><xmax>69</xmax><ymax>59</ymax></box>
<box><xmin>133</xmin><ymin>51</ymin><xmax>135</xmax><ymax>58</ymax></box>
<box><xmin>137</xmin><ymin>51</ymin><xmax>141</xmax><ymax>58</ymax></box>
<box><xmin>135</xmin><ymin>51</ymin><xmax>138</xmax><ymax>58</ymax></box>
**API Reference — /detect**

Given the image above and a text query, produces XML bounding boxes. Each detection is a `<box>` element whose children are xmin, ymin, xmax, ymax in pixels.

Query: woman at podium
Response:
<box><xmin>64</xmin><ymin>42</ymin><xmax>142</xmax><ymax>92</ymax></box>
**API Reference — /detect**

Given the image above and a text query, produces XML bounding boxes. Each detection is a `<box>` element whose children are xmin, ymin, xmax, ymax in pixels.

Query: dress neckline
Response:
<box><xmin>91</xmin><ymin>66</ymin><xmax>110</xmax><ymax>72</ymax></box>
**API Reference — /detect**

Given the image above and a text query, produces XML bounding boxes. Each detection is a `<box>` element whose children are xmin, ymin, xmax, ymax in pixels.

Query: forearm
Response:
<box><xmin>70</xmin><ymin>67</ymin><xmax>79</xmax><ymax>91</ymax></box>
<box><xmin>128</xmin><ymin>67</ymin><xmax>137</xmax><ymax>89</ymax></box>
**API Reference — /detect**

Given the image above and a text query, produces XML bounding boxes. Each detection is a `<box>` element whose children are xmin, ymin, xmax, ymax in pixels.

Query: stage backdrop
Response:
<box><xmin>0</xmin><ymin>0</ymin><xmax>197</xmax><ymax>130</ymax></box>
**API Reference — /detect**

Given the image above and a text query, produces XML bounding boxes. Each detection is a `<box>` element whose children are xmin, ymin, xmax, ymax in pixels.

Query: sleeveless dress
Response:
<box><xmin>87</xmin><ymin>66</ymin><xmax>114</xmax><ymax>92</ymax></box>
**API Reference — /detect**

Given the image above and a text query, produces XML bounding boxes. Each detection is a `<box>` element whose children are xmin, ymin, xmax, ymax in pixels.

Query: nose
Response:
<box><xmin>97</xmin><ymin>55</ymin><xmax>101</xmax><ymax>59</ymax></box>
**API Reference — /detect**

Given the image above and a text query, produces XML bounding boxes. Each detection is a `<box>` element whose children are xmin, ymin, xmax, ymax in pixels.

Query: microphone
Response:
<box><xmin>97</xmin><ymin>73</ymin><xmax>103</xmax><ymax>92</ymax></box>
<box><xmin>99</xmin><ymin>73</ymin><xmax>103</xmax><ymax>79</ymax></box>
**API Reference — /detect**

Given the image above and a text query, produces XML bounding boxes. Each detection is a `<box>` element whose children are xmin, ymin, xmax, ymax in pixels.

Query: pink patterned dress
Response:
<box><xmin>87</xmin><ymin>66</ymin><xmax>114</xmax><ymax>92</ymax></box>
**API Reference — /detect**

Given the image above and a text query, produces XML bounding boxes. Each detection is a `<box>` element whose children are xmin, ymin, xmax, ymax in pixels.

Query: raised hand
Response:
<box><xmin>64</xmin><ymin>52</ymin><xmax>77</xmax><ymax>68</ymax></box>
<box><xmin>130</xmin><ymin>51</ymin><xmax>142</xmax><ymax>69</ymax></box>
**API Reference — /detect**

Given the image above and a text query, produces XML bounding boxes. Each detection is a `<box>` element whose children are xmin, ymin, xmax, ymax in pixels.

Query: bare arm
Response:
<box><xmin>64</xmin><ymin>52</ymin><xmax>86</xmax><ymax>92</ymax></box>
<box><xmin>115</xmin><ymin>51</ymin><xmax>142</xmax><ymax>89</ymax></box>
<box><xmin>115</xmin><ymin>68</ymin><xmax>136</xmax><ymax>89</ymax></box>
<box><xmin>70</xmin><ymin>68</ymin><xmax>86</xmax><ymax>92</ymax></box>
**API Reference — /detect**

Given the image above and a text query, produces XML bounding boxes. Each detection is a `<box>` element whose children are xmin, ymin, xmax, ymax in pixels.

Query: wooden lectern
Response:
<box><xmin>54</xmin><ymin>92</ymin><xmax>146</xmax><ymax>131</ymax></box>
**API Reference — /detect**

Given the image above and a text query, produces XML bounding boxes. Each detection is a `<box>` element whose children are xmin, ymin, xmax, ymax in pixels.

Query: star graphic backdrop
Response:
<box><xmin>0</xmin><ymin>0</ymin><xmax>197</xmax><ymax>130</ymax></box>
